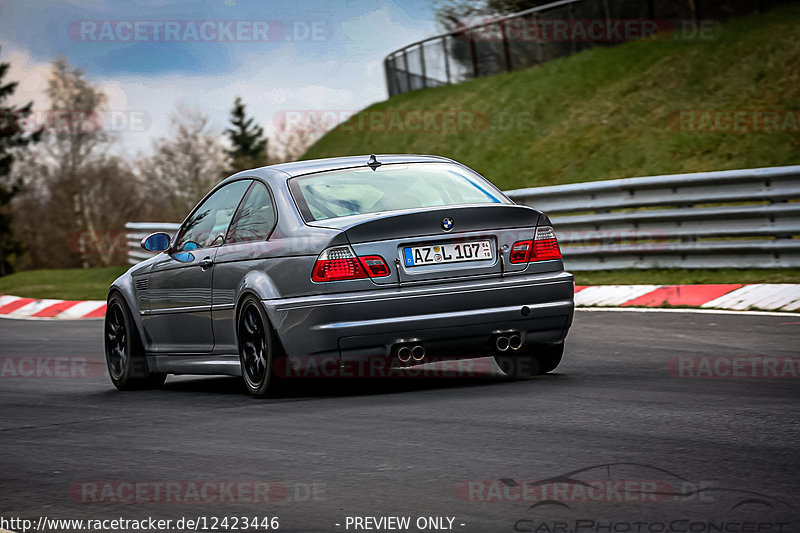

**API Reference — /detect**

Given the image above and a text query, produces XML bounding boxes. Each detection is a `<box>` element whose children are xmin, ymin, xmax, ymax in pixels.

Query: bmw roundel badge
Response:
<box><xmin>441</xmin><ymin>217</ymin><xmax>454</xmax><ymax>231</ymax></box>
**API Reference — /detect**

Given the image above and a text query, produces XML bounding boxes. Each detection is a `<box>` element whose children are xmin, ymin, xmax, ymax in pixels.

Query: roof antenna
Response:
<box><xmin>367</xmin><ymin>154</ymin><xmax>382</xmax><ymax>171</ymax></box>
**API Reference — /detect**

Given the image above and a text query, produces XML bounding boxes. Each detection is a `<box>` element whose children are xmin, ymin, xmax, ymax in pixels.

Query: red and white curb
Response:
<box><xmin>0</xmin><ymin>295</ymin><xmax>106</xmax><ymax>320</ymax></box>
<box><xmin>1</xmin><ymin>283</ymin><xmax>799</xmax><ymax>320</ymax></box>
<box><xmin>575</xmin><ymin>284</ymin><xmax>800</xmax><ymax>312</ymax></box>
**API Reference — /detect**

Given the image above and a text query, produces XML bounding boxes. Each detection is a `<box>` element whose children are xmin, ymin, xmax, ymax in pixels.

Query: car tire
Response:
<box><xmin>494</xmin><ymin>342</ymin><xmax>564</xmax><ymax>378</ymax></box>
<box><xmin>237</xmin><ymin>295</ymin><xmax>282</xmax><ymax>398</ymax></box>
<box><xmin>104</xmin><ymin>294</ymin><xmax>167</xmax><ymax>390</ymax></box>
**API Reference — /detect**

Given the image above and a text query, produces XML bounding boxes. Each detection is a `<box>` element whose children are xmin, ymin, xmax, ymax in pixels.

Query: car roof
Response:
<box><xmin>270</xmin><ymin>154</ymin><xmax>455</xmax><ymax>177</ymax></box>
<box><xmin>226</xmin><ymin>154</ymin><xmax>456</xmax><ymax>185</ymax></box>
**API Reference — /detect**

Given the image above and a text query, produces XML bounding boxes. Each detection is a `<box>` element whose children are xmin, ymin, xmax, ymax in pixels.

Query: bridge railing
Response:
<box><xmin>384</xmin><ymin>0</ymin><xmax>781</xmax><ymax>97</ymax></box>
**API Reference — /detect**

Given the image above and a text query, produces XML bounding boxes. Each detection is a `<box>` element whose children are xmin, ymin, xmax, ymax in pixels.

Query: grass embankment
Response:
<box><xmin>0</xmin><ymin>266</ymin><xmax>128</xmax><ymax>301</ymax></box>
<box><xmin>303</xmin><ymin>5</ymin><xmax>800</xmax><ymax>189</ymax></box>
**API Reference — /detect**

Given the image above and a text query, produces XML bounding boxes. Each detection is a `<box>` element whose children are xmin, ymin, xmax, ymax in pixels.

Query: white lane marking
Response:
<box><xmin>57</xmin><ymin>301</ymin><xmax>106</xmax><ymax>319</ymax></box>
<box><xmin>574</xmin><ymin>285</ymin><xmax>662</xmax><ymax>306</ymax></box>
<box><xmin>702</xmin><ymin>284</ymin><xmax>800</xmax><ymax>311</ymax></box>
<box><xmin>576</xmin><ymin>307</ymin><xmax>800</xmax><ymax>317</ymax></box>
<box><xmin>9</xmin><ymin>299</ymin><xmax>64</xmax><ymax>316</ymax></box>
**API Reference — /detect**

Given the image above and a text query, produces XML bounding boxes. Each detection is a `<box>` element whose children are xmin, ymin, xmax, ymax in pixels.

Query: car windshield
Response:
<box><xmin>289</xmin><ymin>163</ymin><xmax>505</xmax><ymax>222</ymax></box>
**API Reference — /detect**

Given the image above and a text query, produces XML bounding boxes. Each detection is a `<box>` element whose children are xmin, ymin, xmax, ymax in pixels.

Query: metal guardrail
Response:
<box><xmin>506</xmin><ymin>165</ymin><xmax>800</xmax><ymax>270</ymax></box>
<box><xmin>125</xmin><ymin>222</ymin><xmax>180</xmax><ymax>265</ymax></box>
<box><xmin>126</xmin><ymin>165</ymin><xmax>800</xmax><ymax>270</ymax></box>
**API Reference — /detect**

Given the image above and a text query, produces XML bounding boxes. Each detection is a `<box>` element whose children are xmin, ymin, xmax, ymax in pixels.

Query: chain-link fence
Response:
<box><xmin>384</xmin><ymin>0</ymin><xmax>782</xmax><ymax>97</ymax></box>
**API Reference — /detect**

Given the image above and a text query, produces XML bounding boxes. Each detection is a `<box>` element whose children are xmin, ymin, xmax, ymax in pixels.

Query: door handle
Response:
<box><xmin>199</xmin><ymin>257</ymin><xmax>213</xmax><ymax>270</ymax></box>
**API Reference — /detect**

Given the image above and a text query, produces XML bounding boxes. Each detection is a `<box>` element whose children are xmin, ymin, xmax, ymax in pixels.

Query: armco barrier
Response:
<box><xmin>125</xmin><ymin>222</ymin><xmax>180</xmax><ymax>265</ymax></box>
<box><xmin>506</xmin><ymin>165</ymin><xmax>800</xmax><ymax>270</ymax></box>
<box><xmin>127</xmin><ymin>165</ymin><xmax>800</xmax><ymax>270</ymax></box>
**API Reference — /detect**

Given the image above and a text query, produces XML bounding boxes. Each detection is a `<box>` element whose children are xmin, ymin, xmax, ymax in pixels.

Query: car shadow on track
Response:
<box><xmin>157</xmin><ymin>357</ymin><xmax>567</xmax><ymax>399</ymax></box>
<box><xmin>163</xmin><ymin>375</ymin><xmax>511</xmax><ymax>398</ymax></box>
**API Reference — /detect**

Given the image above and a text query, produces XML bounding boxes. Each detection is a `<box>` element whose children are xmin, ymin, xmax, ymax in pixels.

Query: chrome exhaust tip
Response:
<box><xmin>509</xmin><ymin>334</ymin><xmax>522</xmax><ymax>351</ymax></box>
<box><xmin>412</xmin><ymin>345</ymin><xmax>425</xmax><ymax>361</ymax></box>
<box><xmin>397</xmin><ymin>346</ymin><xmax>412</xmax><ymax>363</ymax></box>
<box><xmin>495</xmin><ymin>336</ymin><xmax>510</xmax><ymax>352</ymax></box>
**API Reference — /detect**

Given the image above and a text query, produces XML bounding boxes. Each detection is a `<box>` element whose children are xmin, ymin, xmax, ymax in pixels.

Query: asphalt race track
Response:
<box><xmin>1</xmin><ymin>310</ymin><xmax>798</xmax><ymax>532</ymax></box>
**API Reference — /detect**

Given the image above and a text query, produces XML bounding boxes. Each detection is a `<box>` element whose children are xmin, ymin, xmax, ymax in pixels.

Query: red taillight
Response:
<box><xmin>509</xmin><ymin>240</ymin><xmax>532</xmax><ymax>263</ymax></box>
<box><xmin>359</xmin><ymin>255</ymin><xmax>390</xmax><ymax>277</ymax></box>
<box><xmin>510</xmin><ymin>226</ymin><xmax>561</xmax><ymax>264</ymax></box>
<box><xmin>531</xmin><ymin>226</ymin><xmax>562</xmax><ymax>261</ymax></box>
<box><xmin>312</xmin><ymin>246</ymin><xmax>390</xmax><ymax>282</ymax></box>
<box><xmin>312</xmin><ymin>246</ymin><xmax>367</xmax><ymax>282</ymax></box>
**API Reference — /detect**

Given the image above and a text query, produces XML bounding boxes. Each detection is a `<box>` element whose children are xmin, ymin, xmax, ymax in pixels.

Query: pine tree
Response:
<box><xmin>0</xmin><ymin>50</ymin><xmax>40</xmax><ymax>276</ymax></box>
<box><xmin>225</xmin><ymin>97</ymin><xmax>268</xmax><ymax>174</ymax></box>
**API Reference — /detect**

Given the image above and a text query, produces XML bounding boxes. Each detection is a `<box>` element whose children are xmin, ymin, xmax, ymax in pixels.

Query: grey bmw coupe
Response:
<box><xmin>105</xmin><ymin>154</ymin><xmax>574</xmax><ymax>397</ymax></box>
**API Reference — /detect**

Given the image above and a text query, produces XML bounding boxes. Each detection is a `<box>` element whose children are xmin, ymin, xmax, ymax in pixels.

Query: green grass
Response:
<box><xmin>303</xmin><ymin>5</ymin><xmax>800</xmax><ymax>190</ymax></box>
<box><xmin>574</xmin><ymin>268</ymin><xmax>800</xmax><ymax>286</ymax></box>
<box><xmin>0</xmin><ymin>266</ymin><xmax>129</xmax><ymax>301</ymax></box>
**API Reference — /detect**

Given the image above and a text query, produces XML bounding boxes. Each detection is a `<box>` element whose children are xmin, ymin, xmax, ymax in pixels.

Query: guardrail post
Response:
<box><xmin>384</xmin><ymin>57</ymin><xmax>394</xmax><ymax>97</ymax></box>
<box><xmin>403</xmin><ymin>49</ymin><xmax>411</xmax><ymax>91</ymax></box>
<box><xmin>469</xmin><ymin>29</ymin><xmax>479</xmax><ymax>78</ymax></box>
<box><xmin>502</xmin><ymin>21</ymin><xmax>512</xmax><ymax>72</ymax></box>
<box><xmin>419</xmin><ymin>43</ymin><xmax>427</xmax><ymax>88</ymax></box>
<box><xmin>535</xmin><ymin>15</ymin><xmax>543</xmax><ymax>64</ymax></box>
<box><xmin>442</xmin><ymin>36</ymin><xmax>451</xmax><ymax>84</ymax></box>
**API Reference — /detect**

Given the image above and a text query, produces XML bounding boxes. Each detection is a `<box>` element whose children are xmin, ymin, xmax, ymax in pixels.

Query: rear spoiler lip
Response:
<box><xmin>309</xmin><ymin>204</ymin><xmax>549</xmax><ymax>245</ymax></box>
<box><xmin>307</xmin><ymin>204</ymin><xmax>543</xmax><ymax>230</ymax></box>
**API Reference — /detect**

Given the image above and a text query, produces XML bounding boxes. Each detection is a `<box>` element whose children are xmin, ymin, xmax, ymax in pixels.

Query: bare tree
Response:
<box><xmin>269</xmin><ymin>127</ymin><xmax>321</xmax><ymax>164</ymax></box>
<box><xmin>139</xmin><ymin>106</ymin><xmax>229</xmax><ymax>221</ymax></box>
<box><xmin>42</xmin><ymin>59</ymin><xmax>111</xmax><ymax>268</ymax></box>
<box><xmin>10</xmin><ymin>58</ymin><xmax>146</xmax><ymax>269</ymax></box>
<box><xmin>12</xmin><ymin>146</ymin><xmax>144</xmax><ymax>269</ymax></box>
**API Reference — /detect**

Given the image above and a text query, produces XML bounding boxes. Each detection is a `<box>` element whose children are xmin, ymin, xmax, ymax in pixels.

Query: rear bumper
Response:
<box><xmin>264</xmin><ymin>270</ymin><xmax>574</xmax><ymax>362</ymax></box>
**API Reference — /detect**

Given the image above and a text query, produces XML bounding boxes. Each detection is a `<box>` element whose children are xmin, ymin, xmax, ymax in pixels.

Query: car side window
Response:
<box><xmin>226</xmin><ymin>182</ymin><xmax>276</xmax><ymax>244</ymax></box>
<box><xmin>175</xmin><ymin>180</ymin><xmax>251</xmax><ymax>251</ymax></box>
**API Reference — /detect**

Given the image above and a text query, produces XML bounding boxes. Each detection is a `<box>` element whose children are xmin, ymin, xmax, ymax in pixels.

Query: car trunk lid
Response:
<box><xmin>309</xmin><ymin>205</ymin><xmax>545</xmax><ymax>284</ymax></box>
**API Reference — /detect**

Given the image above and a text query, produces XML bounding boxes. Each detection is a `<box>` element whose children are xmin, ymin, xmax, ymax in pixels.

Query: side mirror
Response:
<box><xmin>141</xmin><ymin>232</ymin><xmax>171</xmax><ymax>252</ymax></box>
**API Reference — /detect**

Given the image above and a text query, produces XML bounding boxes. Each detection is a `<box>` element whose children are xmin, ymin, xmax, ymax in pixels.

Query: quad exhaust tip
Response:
<box><xmin>495</xmin><ymin>336</ymin><xmax>510</xmax><ymax>352</ymax></box>
<box><xmin>397</xmin><ymin>346</ymin><xmax>412</xmax><ymax>363</ymax></box>
<box><xmin>395</xmin><ymin>343</ymin><xmax>425</xmax><ymax>363</ymax></box>
<box><xmin>411</xmin><ymin>345</ymin><xmax>425</xmax><ymax>361</ymax></box>
<box><xmin>495</xmin><ymin>332</ymin><xmax>523</xmax><ymax>352</ymax></box>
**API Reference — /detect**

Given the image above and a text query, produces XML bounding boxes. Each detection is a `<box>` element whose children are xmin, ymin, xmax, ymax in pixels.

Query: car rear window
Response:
<box><xmin>288</xmin><ymin>163</ymin><xmax>505</xmax><ymax>222</ymax></box>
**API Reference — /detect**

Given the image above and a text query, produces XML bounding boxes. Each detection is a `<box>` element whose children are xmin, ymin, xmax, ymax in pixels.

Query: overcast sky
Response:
<box><xmin>0</xmin><ymin>0</ymin><xmax>438</xmax><ymax>156</ymax></box>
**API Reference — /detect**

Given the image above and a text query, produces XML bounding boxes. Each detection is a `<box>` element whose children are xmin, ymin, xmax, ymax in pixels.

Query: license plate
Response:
<box><xmin>403</xmin><ymin>240</ymin><xmax>493</xmax><ymax>267</ymax></box>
